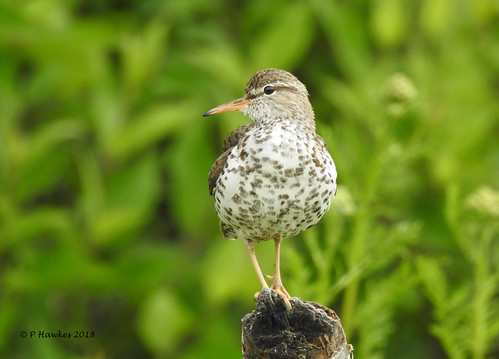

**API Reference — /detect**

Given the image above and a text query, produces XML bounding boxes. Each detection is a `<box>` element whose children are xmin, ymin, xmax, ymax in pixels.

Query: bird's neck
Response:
<box><xmin>256</xmin><ymin>116</ymin><xmax>316</xmax><ymax>133</ymax></box>
<box><xmin>251</xmin><ymin>100</ymin><xmax>315</xmax><ymax>130</ymax></box>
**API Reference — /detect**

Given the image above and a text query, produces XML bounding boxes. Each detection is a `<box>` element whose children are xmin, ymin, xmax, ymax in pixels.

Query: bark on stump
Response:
<box><xmin>242</xmin><ymin>288</ymin><xmax>353</xmax><ymax>359</ymax></box>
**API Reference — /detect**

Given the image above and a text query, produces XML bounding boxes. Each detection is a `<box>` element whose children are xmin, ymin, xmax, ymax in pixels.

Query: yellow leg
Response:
<box><xmin>245</xmin><ymin>243</ymin><xmax>269</xmax><ymax>289</ymax></box>
<box><xmin>271</xmin><ymin>235</ymin><xmax>292</xmax><ymax>309</ymax></box>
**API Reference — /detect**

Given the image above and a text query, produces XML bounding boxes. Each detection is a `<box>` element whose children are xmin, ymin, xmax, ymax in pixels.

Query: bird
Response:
<box><xmin>204</xmin><ymin>68</ymin><xmax>337</xmax><ymax>308</ymax></box>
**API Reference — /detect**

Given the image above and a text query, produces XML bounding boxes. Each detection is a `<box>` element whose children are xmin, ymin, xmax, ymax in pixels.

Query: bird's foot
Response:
<box><xmin>264</xmin><ymin>276</ymin><xmax>293</xmax><ymax>310</ymax></box>
<box><xmin>272</xmin><ymin>285</ymin><xmax>292</xmax><ymax>310</ymax></box>
<box><xmin>254</xmin><ymin>286</ymin><xmax>293</xmax><ymax>310</ymax></box>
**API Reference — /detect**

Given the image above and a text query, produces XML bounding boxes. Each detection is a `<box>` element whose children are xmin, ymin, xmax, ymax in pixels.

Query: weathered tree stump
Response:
<box><xmin>242</xmin><ymin>288</ymin><xmax>353</xmax><ymax>359</ymax></box>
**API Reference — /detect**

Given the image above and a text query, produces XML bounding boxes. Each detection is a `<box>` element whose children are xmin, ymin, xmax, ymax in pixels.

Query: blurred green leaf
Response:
<box><xmin>182</xmin><ymin>313</ymin><xmax>242</xmax><ymax>359</ymax></box>
<box><xmin>371</xmin><ymin>0</ymin><xmax>409</xmax><ymax>48</ymax></box>
<box><xmin>189</xmin><ymin>45</ymin><xmax>248</xmax><ymax>91</ymax></box>
<box><xmin>89</xmin><ymin>207</ymin><xmax>146</xmax><ymax>246</ymax></box>
<box><xmin>167</xmin><ymin>119</ymin><xmax>215</xmax><ymax>234</ymax></box>
<box><xmin>249</xmin><ymin>2</ymin><xmax>314</xmax><ymax>70</ymax></box>
<box><xmin>121</xmin><ymin>20</ymin><xmax>169</xmax><ymax>93</ymax></box>
<box><xmin>11</xmin><ymin>119</ymin><xmax>80</xmax><ymax>202</ymax></box>
<box><xmin>137</xmin><ymin>288</ymin><xmax>193</xmax><ymax>356</ymax></box>
<box><xmin>107</xmin><ymin>151</ymin><xmax>161</xmax><ymax>210</ymax></box>
<box><xmin>202</xmin><ymin>239</ymin><xmax>273</xmax><ymax>306</ymax></box>
<box><xmin>0</xmin><ymin>299</ymin><xmax>18</xmax><ymax>352</ymax></box>
<box><xmin>202</xmin><ymin>240</ymin><xmax>249</xmax><ymax>305</ymax></box>
<box><xmin>1</xmin><ymin>207</ymin><xmax>73</xmax><ymax>247</ymax></box>
<box><xmin>107</xmin><ymin>103</ymin><xmax>194</xmax><ymax>161</ymax></box>
<box><xmin>308</xmin><ymin>0</ymin><xmax>371</xmax><ymax>78</ymax></box>
<box><xmin>420</xmin><ymin>0</ymin><xmax>452</xmax><ymax>39</ymax></box>
<box><xmin>88</xmin><ymin>153</ymin><xmax>161</xmax><ymax>246</ymax></box>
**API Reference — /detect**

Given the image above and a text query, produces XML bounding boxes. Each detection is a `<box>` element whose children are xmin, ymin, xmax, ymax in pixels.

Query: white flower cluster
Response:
<box><xmin>465</xmin><ymin>186</ymin><xmax>499</xmax><ymax>218</ymax></box>
<box><xmin>382</xmin><ymin>72</ymin><xmax>418</xmax><ymax>117</ymax></box>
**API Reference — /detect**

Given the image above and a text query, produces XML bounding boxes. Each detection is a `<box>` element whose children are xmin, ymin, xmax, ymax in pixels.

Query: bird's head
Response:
<box><xmin>203</xmin><ymin>68</ymin><xmax>315</xmax><ymax>128</ymax></box>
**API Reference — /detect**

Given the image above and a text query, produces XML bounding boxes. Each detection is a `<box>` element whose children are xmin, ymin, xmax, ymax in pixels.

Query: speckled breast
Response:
<box><xmin>213</xmin><ymin>121</ymin><xmax>337</xmax><ymax>243</ymax></box>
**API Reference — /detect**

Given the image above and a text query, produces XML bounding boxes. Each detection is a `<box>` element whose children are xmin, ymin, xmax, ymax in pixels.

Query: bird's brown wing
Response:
<box><xmin>209</xmin><ymin>123</ymin><xmax>253</xmax><ymax>196</ymax></box>
<box><xmin>208</xmin><ymin>150</ymin><xmax>229</xmax><ymax>196</ymax></box>
<box><xmin>222</xmin><ymin>123</ymin><xmax>253</xmax><ymax>151</ymax></box>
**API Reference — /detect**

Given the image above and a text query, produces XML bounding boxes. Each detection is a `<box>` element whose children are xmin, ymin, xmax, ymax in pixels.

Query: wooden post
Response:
<box><xmin>242</xmin><ymin>288</ymin><xmax>353</xmax><ymax>359</ymax></box>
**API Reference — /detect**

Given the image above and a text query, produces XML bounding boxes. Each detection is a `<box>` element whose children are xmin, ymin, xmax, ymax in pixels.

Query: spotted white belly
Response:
<box><xmin>213</xmin><ymin>121</ymin><xmax>337</xmax><ymax>243</ymax></box>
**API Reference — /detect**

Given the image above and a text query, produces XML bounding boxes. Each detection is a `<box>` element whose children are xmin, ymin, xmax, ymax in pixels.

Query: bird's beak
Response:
<box><xmin>203</xmin><ymin>97</ymin><xmax>249</xmax><ymax>117</ymax></box>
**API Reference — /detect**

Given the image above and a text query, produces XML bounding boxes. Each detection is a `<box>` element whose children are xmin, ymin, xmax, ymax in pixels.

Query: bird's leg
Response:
<box><xmin>245</xmin><ymin>243</ymin><xmax>269</xmax><ymax>289</ymax></box>
<box><xmin>271</xmin><ymin>235</ymin><xmax>292</xmax><ymax>309</ymax></box>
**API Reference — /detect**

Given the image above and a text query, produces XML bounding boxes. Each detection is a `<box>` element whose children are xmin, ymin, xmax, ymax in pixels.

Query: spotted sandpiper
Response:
<box><xmin>204</xmin><ymin>68</ymin><xmax>337</xmax><ymax>308</ymax></box>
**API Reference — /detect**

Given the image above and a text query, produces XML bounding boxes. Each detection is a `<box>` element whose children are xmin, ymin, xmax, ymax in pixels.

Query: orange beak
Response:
<box><xmin>203</xmin><ymin>97</ymin><xmax>249</xmax><ymax>117</ymax></box>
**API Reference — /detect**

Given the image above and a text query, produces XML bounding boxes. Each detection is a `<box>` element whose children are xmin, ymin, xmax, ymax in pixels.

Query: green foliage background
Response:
<box><xmin>1</xmin><ymin>0</ymin><xmax>498</xmax><ymax>358</ymax></box>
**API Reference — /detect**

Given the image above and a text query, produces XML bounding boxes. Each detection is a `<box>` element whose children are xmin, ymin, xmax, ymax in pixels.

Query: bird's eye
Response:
<box><xmin>263</xmin><ymin>85</ymin><xmax>275</xmax><ymax>95</ymax></box>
